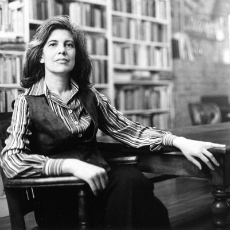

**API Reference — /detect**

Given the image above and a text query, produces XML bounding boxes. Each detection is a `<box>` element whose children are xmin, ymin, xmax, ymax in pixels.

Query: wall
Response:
<box><xmin>173</xmin><ymin>60</ymin><xmax>230</xmax><ymax>127</ymax></box>
<box><xmin>171</xmin><ymin>0</ymin><xmax>230</xmax><ymax>127</ymax></box>
<box><xmin>0</xmin><ymin>175</ymin><xmax>9</xmax><ymax>217</ymax></box>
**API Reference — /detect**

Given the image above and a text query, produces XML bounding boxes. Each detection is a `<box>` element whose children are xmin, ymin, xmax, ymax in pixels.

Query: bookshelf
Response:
<box><xmin>115</xmin><ymin>80</ymin><xmax>173</xmax><ymax>129</ymax></box>
<box><xmin>23</xmin><ymin>0</ymin><xmax>64</xmax><ymax>43</ymax></box>
<box><xmin>0</xmin><ymin>0</ymin><xmax>25</xmax><ymax>214</ymax></box>
<box><xmin>0</xmin><ymin>0</ymin><xmax>25</xmax><ymax>112</ymax></box>
<box><xmin>0</xmin><ymin>0</ymin><xmax>173</xmax><ymax>212</ymax></box>
<box><xmin>23</xmin><ymin>0</ymin><xmax>112</xmax><ymax>100</ymax></box>
<box><xmin>0</xmin><ymin>0</ymin><xmax>173</xmax><ymax>122</ymax></box>
<box><xmin>110</xmin><ymin>0</ymin><xmax>173</xmax><ymax>128</ymax></box>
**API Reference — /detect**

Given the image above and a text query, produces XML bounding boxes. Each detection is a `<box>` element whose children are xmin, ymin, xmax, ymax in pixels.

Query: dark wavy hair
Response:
<box><xmin>21</xmin><ymin>15</ymin><xmax>92</xmax><ymax>89</ymax></box>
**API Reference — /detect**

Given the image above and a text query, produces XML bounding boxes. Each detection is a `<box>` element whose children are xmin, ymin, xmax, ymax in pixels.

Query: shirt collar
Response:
<box><xmin>25</xmin><ymin>78</ymin><xmax>80</xmax><ymax>97</ymax></box>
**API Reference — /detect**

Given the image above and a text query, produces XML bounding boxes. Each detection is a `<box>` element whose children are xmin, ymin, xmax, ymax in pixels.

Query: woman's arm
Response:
<box><xmin>62</xmin><ymin>159</ymin><xmax>108</xmax><ymax>196</ymax></box>
<box><xmin>94</xmin><ymin>88</ymin><xmax>176</xmax><ymax>150</ymax></box>
<box><xmin>1</xmin><ymin>94</ymin><xmax>108</xmax><ymax>195</ymax></box>
<box><xmin>0</xmin><ymin>94</ymin><xmax>49</xmax><ymax>178</ymax></box>
<box><xmin>93</xmin><ymin>88</ymin><xmax>225</xmax><ymax>171</ymax></box>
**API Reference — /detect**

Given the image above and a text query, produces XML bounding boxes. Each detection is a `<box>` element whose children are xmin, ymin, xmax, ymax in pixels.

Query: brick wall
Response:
<box><xmin>173</xmin><ymin>59</ymin><xmax>230</xmax><ymax>127</ymax></box>
<box><xmin>171</xmin><ymin>0</ymin><xmax>230</xmax><ymax>128</ymax></box>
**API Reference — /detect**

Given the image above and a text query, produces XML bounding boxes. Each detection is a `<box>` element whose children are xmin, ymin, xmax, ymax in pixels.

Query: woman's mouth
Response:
<box><xmin>56</xmin><ymin>59</ymin><xmax>69</xmax><ymax>63</ymax></box>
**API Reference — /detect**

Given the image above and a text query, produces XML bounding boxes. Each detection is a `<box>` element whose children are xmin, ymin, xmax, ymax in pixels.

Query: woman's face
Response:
<box><xmin>41</xmin><ymin>29</ymin><xmax>76</xmax><ymax>77</ymax></box>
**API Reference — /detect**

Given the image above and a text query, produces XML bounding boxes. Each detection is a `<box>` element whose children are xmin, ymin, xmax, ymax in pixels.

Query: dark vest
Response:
<box><xmin>25</xmin><ymin>88</ymin><xmax>110</xmax><ymax>170</ymax></box>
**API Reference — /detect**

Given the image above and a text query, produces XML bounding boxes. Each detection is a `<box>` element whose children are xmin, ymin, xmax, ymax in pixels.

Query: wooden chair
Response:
<box><xmin>188</xmin><ymin>102</ymin><xmax>222</xmax><ymax>126</ymax></box>
<box><xmin>201</xmin><ymin>95</ymin><xmax>230</xmax><ymax>122</ymax></box>
<box><xmin>0</xmin><ymin>112</ymin><xmax>139</xmax><ymax>230</ymax></box>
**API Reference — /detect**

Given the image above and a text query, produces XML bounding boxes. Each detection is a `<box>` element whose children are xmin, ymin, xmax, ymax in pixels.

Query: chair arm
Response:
<box><xmin>1</xmin><ymin>156</ymin><xmax>140</xmax><ymax>189</ymax></box>
<box><xmin>106</xmin><ymin>156</ymin><xmax>140</xmax><ymax>166</ymax></box>
<box><xmin>2</xmin><ymin>175</ymin><xmax>86</xmax><ymax>188</ymax></box>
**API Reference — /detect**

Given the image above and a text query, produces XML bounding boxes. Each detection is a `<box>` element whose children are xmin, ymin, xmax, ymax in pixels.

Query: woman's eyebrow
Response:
<box><xmin>47</xmin><ymin>39</ymin><xmax>57</xmax><ymax>43</ymax></box>
<box><xmin>47</xmin><ymin>39</ymin><xmax>74</xmax><ymax>43</ymax></box>
<box><xmin>65</xmin><ymin>39</ymin><xmax>74</xmax><ymax>43</ymax></box>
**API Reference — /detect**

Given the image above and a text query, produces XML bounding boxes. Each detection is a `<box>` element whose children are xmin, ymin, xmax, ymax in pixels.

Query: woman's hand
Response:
<box><xmin>62</xmin><ymin>159</ymin><xmax>109</xmax><ymax>196</ymax></box>
<box><xmin>173</xmin><ymin>137</ymin><xmax>226</xmax><ymax>170</ymax></box>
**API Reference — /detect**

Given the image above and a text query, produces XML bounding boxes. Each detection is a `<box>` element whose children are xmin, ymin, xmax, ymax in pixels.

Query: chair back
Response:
<box><xmin>0</xmin><ymin>112</ymin><xmax>36</xmax><ymax>229</ymax></box>
<box><xmin>188</xmin><ymin>102</ymin><xmax>222</xmax><ymax>126</ymax></box>
<box><xmin>0</xmin><ymin>112</ymin><xmax>12</xmax><ymax>198</ymax></box>
<box><xmin>0</xmin><ymin>112</ymin><xmax>13</xmax><ymax>189</ymax></box>
<box><xmin>0</xmin><ymin>112</ymin><xmax>140</xmax><ymax>230</ymax></box>
<box><xmin>0</xmin><ymin>112</ymin><xmax>12</xmax><ymax>152</ymax></box>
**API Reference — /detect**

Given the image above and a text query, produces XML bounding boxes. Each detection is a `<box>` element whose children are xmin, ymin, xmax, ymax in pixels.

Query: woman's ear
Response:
<box><xmin>40</xmin><ymin>57</ymin><xmax>44</xmax><ymax>63</ymax></box>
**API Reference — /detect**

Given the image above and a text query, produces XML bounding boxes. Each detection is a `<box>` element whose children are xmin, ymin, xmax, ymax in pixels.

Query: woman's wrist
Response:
<box><xmin>43</xmin><ymin>158</ymin><xmax>66</xmax><ymax>176</ymax></box>
<box><xmin>172</xmin><ymin>136</ymin><xmax>187</xmax><ymax>149</ymax></box>
<box><xmin>61</xmin><ymin>158</ymin><xmax>85</xmax><ymax>176</ymax></box>
<box><xmin>62</xmin><ymin>159</ymin><xmax>75</xmax><ymax>175</ymax></box>
<box><xmin>162</xmin><ymin>133</ymin><xmax>178</xmax><ymax>146</ymax></box>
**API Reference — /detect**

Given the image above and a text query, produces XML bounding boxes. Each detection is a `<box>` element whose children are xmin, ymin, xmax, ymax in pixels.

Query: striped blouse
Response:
<box><xmin>0</xmin><ymin>78</ymin><xmax>177</xmax><ymax>178</ymax></box>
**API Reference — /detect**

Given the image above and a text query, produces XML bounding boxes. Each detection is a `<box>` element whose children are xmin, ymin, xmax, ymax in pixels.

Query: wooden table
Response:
<box><xmin>98</xmin><ymin>122</ymin><xmax>230</xmax><ymax>229</ymax></box>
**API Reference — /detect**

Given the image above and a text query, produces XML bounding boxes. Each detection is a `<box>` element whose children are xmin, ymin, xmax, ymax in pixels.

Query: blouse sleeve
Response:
<box><xmin>94</xmin><ymin>88</ymin><xmax>177</xmax><ymax>151</ymax></box>
<box><xmin>0</xmin><ymin>94</ymin><xmax>61</xmax><ymax>178</ymax></box>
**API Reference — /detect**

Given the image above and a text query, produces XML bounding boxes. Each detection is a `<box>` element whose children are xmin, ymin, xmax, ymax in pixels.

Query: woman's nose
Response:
<box><xmin>58</xmin><ymin>44</ymin><xmax>66</xmax><ymax>54</ymax></box>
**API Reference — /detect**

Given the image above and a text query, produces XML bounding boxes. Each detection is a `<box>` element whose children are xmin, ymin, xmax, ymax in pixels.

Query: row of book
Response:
<box><xmin>126</xmin><ymin>113</ymin><xmax>169</xmax><ymax>129</ymax></box>
<box><xmin>29</xmin><ymin>0</ymin><xmax>63</xmax><ymax>20</ymax></box>
<box><xmin>112</xmin><ymin>16</ymin><xmax>167</xmax><ymax>42</ymax></box>
<box><xmin>0</xmin><ymin>89</ymin><xmax>17</xmax><ymax>112</ymax></box>
<box><xmin>0</xmin><ymin>53</ymin><xmax>23</xmax><ymax>84</ymax></box>
<box><xmin>0</xmin><ymin>0</ymin><xmax>24</xmax><ymax>34</ymax></box>
<box><xmin>86</xmin><ymin>34</ymin><xmax>107</xmax><ymax>56</ymax></box>
<box><xmin>112</xmin><ymin>0</ymin><xmax>168</xmax><ymax>20</ymax></box>
<box><xmin>113</xmin><ymin>43</ymin><xmax>170</xmax><ymax>68</ymax></box>
<box><xmin>91</xmin><ymin>59</ymin><xmax>108</xmax><ymax>84</ymax></box>
<box><xmin>146</xmin><ymin>46</ymin><xmax>169</xmax><ymax>68</ymax></box>
<box><xmin>69</xmin><ymin>2</ymin><xmax>106</xmax><ymax>29</ymax></box>
<box><xmin>0</xmin><ymin>36</ymin><xmax>24</xmax><ymax>44</ymax></box>
<box><xmin>115</xmin><ymin>85</ymin><xmax>167</xmax><ymax>111</ymax></box>
<box><xmin>172</xmin><ymin>33</ymin><xmax>195</xmax><ymax>61</ymax></box>
<box><xmin>0</xmin><ymin>41</ymin><xmax>25</xmax><ymax>50</ymax></box>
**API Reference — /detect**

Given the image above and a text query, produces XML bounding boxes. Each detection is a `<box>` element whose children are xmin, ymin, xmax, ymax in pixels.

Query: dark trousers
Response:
<box><xmin>34</xmin><ymin>166</ymin><xmax>171</xmax><ymax>230</ymax></box>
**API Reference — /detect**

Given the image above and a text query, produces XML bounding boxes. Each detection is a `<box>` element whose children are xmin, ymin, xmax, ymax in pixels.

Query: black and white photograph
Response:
<box><xmin>0</xmin><ymin>0</ymin><xmax>230</xmax><ymax>229</ymax></box>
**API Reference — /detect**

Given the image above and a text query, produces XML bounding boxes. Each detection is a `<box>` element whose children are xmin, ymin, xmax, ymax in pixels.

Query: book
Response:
<box><xmin>29</xmin><ymin>0</ymin><xmax>63</xmax><ymax>20</ymax></box>
<box><xmin>69</xmin><ymin>2</ymin><xmax>105</xmax><ymax>28</ymax></box>
<box><xmin>0</xmin><ymin>89</ymin><xmax>17</xmax><ymax>112</ymax></box>
<box><xmin>0</xmin><ymin>52</ymin><xmax>24</xmax><ymax>84</ymax></box>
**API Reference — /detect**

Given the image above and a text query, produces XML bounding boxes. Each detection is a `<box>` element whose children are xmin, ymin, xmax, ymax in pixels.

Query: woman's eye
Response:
<box><xmin>66</xmin><ymin>43</ymin><xmax>74</xmax><ymax>48</ymax></box>
<box><xmin>49</xmin><ymin>43</ymin><xmax>56</xmax><ymax>47</ymax></box>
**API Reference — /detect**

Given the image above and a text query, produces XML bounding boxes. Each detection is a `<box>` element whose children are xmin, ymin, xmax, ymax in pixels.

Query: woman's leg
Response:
<box><xmin>33</xmin><ymin>186</ymin><xmax>79</xmax><ymax>229</ymax></box>
<box><xmin>101</xmin><ymin>165</ymin><xmax>171</xmax><ymax>230</ymax></box>
<box><xmin>33</xmin><ymin>166</ymin><xmax>171</xmax><ymax>230</ymax></box>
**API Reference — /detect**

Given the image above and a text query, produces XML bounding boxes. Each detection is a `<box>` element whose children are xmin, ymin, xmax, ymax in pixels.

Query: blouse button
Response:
<box><xmin>74</xmin><ymin>121</ymin><xmax>79</xmax><ymax>125</ymax></box>
<box><xmin>78</xmin><ymin>134</ymin><xmax>82</xmax><ymax>137</ymax></box>
<box><xmin>69</xmin><ymin>110</ymin><xmax>73</xmax><ymax>114</ymax></box>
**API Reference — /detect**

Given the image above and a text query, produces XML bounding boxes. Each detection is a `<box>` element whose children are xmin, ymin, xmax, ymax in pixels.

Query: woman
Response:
<box><xmin>0</xmin><ymin>15</ymin><xmax>224</xmax><ymax>229</ymax></box>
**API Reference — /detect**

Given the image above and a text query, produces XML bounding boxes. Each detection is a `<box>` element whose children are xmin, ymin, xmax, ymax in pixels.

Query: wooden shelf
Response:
<box><xmin>29</xmin><ymin>19</ymin><xmax>43</xmax><ymax>25</ymax></box>
<box><xmin>112</xmin><ymin>11</ymin><xmax>169</xmax><ymax>24</ymax></box>
<box><xmin>0</xmin><ymin>85</ymin><xmax>23</xmax><ymax>89</ymax></box>
<box><xmin>8</xmin><ymin>1</ymin><xmax>24</xmax><ymax>10</ymax></box>
<box><xmin>0</xmin><ymin>32</ymin><xmax>24</xmax><ymax>39</ymax></box>
<box><xmin>112</xmin><ymin>37</ymin><xmax>170</xmax><ymax>46</ymax></box>
<box><xmin>0</xmin><ymin>0</ymin><xmax>173</xmax><ymax>128</ymax></box>
<box><xmin>82</xmin><ymin>26</ymin><xmax>107</xmax><ymax>34</ymax></box>
<box><xmin>90</xmin><ymin>55</ymin><xmax>108</xmax><ymax>60</ymax></box>
<box><xmin>115</xmin><ymin>80</ymin><xmax>171</xmax><ymax>86</ymax></box>
<box><xmin>93</xmin><ymin>83</ymin><xmax>110</xmax><ymax>89</ymax></box>
<box><xmin>0</xmin><ymin>50</ymin><xmax>24</xmax><ymax>55</ymax></box>
<box><xmin>58</xmin><ymin>0</ymin><xmax>107</xmax><ymax>6</ymax></box>
<box><xmin>113</xmin><ymin>64</ymin><xmax>171</xmax><ymax>71</ymax></box>
<box><xmin>121</xmin><ymin>108</ymin><xmax>170</xmax><ymax>116</ymax></box>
